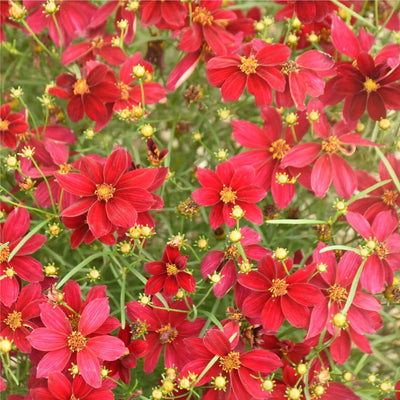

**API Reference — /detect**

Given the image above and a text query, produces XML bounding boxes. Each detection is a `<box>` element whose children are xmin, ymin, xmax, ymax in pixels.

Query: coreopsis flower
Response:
<box><xmin>48</xmin><ymin>61</ymin><xmax>120</xmax><ymax>123</ymax></box>
<box><xmin>126</xmin><ymin>296</ymin><xmax>205</xmax><ymax>373</ymax></box>
<box><xmin>28</xmin><ymin>298</ymin><xmax>127</xmax><ymax>388</ymax></box>
<box><xmin>180</xmin><ymin>321</ymin><xmax>282</xmax><ymax>399</ymax></box>
<box><xmin>276</xmin><ymin>50</ymin><xmax>334</xmax><ymax>110</ymax></box>
<box><xmin>281</xmin><ymin>99</ymin><xmax>377</xmax><ymax>199</ymax></box>
<box><xmin>201</xmin><ymin>227</ymin><xmax>270</xmax><ymax>297</ymax></box>
<box><xmin>238</xmin><ymin>255</ymin><xmax>324</xmax><ymax>331</ymax></box>
<box><xmin>56</xmin><ymin>147</ymin><xmax>167</xmax><ymax>239</ymax></box>
<box><xmin>0</xmin><ymin>208</ymin><xmax>46</xmax><ymax>307</ymax></box>
<box><xmin>178</xmin><ymin>0</ymin><xmax>238</xmax><ymax>56</ymax></box>
<box><xmin>349</xmin><ymin>154</ymin><xmax>400</xmax><ymax>222</ymax></box>
<box><xmin>191</xmin><ymin>160</ymin><xmax>266</xmax><ymax>229</ymax></box>
<box><xmin>346</xmin><ymin>210</ymin><xmax>400</xmax><ymax>293</ymax></box>
<box><xmin>0</xmin><ymin>104</ymin><xmax>29</xmax><ymax>149</ymax></box>
<box><xmin>0</xmin><ymin>283</ymin><xmax>45</xmax><ymax>353</ymax></box>
<box><xmin>24</xmin><ymin>0</ymin><xmax>97</xmax><ymax>48</ymax></box>
<box><xmin>230</xmin><ymin>107</ymin><xmax>310</xmax><ymax>209</ymax></box>
<box><xmin>307</xmin><ymin>242</ymin><xmax>382</xmax><ymax>340</ymax></box>
<box><xmin>144</xmin><ymin>244</ymin><xmax>195</xmax><ymax>297</ymax></box>
<box><xmin>206</xmin><ymin>39</ymin><xmax>290</xmax><ymax>106</ymax></box>
<box><xmin>139</xmin><ymin>0</ymin><xmax>187</xmax><ymax>30</ymax></box>
<box><xmin>30</xmin><ymin>372</ymin><xmax>114</xmax><ymax>400</ymax></box>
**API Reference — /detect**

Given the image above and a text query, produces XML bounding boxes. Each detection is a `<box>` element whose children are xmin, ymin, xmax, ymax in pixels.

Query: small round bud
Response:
<box><xmin>338</xmin><ymin>8</ymin><xmax>349</xmax><ymax>19</ymax></box>
<box><xmin>128</xmin><ymin>226</ymin><xmax>141</xmax><ymax>239</ymax></box>
<box><xmin>379</xmin><ymin>118</ymin><xmax>391</xmax><ymax>130</ymax></box>
<box><xmin>44</xmin><ymin>264</ymin><xmax>58</xmax><ymax>276</ymax></box>
<box><xmin>127</xmin><ymin>0</ymin><xmax>140</xmax><ymax>11</ymax></box>
<box><xmin>175</xmin><ymin>289</ymin><xmax>184</xmax><ymax>299</ymax></box>
<box><xmin>307</xmin><ymin>32</ymin><xmax>319</xmax><ymax>43</ymax></box>
<box><xmin>10</xmin><ymin>87</ymin><xmax>23</xmax><ymax>99</ymax></box>
<box><xmin>292</xmin><ymin>17</ymin><xmax>302</xmax><ymax>29</ymax></box>
<box><xmin>117</xmin><ymin>19</ymin><xmax>129</xmax><ymax>30</ymax></box>
<box><xmin>196</xmin><ymin>237</ymin><xmax>208</xmax><ymax>250</ymax></box>
<box><xmin>141</xmin><ymin>124</ymin><xmax>154</xmax><ymax>138</ymax></box>
<box><xmin>192</xmin><ymin>131</ymin><xmax>202</xmax><ymax>141</ymax></box>
<box><xmin>296</xmin><ymin>363</ymin><xmax>307</xmax><ymax>375</ymax></box>
<box><xmin>119</xmin><ymin>108</ymin><xmax>131</xmax><ymax>120</ymax></box>
<box><xmin>285</xmin><ymin>112</ymin><xmax>298</xmax><ymax>125</ymax></box>
<box><xmin>132</xmin><ymin>64</ymin><xmax>146</xmax><ymax>78</ymax></box>
<box><xmin>342</xmin><ymin>371</ymin><xmax>353</xmax><ymax>382</ymax></box>
<box><xmin>0</xmin><ymin>338</ymin><xmax>13</xmax><ymax>353</ymax></box>
<box><xmin>139</xmin><ymin>294</ymin><xmax>151</xmax><ymax>306</ymax></box>
<box><xmin>287</xmin><ymin>33</ymin><xmax>298</xmax><ymax>45</ymax></box>
<box><xmin>215</xmin><ymin>148</ymin><xmax>228</xmax><ymax>161</ymax></box>
<box><xmin>254</xmin><ymin>21</ymin><xmax>265</xmax><ymax>32</ymax></box>
<box><xmin>179</xmin><ymin>377</ymin><xmax>191</xmax><ymax>389</ymax></box>
<box><xmin>20</xmin><ymin>146</ymin><xmax>35</xmax><ymax>158</ymax></box>
<box><xmin>5</xmin><ymin>268</ymin><xmax>15</xmax><ymax>278</ymax></box>
<box><xmin>229</xmin><ymin>229</ymin><xmax>242</xmax><ymax>243</ymax></box>
<box><xmin>274</xmin><ymin>247</ymin><xmax>288</xmax><ymax>261</ymax></box>
<box><xmin>161</xmin><ymin>379</ymin><xmax>174</xmax><ymax>393</ymax></box>
<box><xmin>210</xmin><ymin>272</ymin><xmax>222</xmax><ymax>284</ymax></box>
<box><xmin>317</xmin><ymin>263</ymin><xmax>328</xmax><ymax>273</ymax></box>
<box><xmin>263</xmin><ymin>16</ymin><xmax>274</xmax><ymax>27</ymax></box>
<box><xmin>317</xmin><ymin>369</ymin><xmax>331</xmax><ymax>384</ymax></box>
<box><xmin>88</xmin><ymin>268</ymin><xmax>100</xmax><ymax>280</ymax></box>
<box><xmin>359</xmin><ymin>247</ymin><xmax>370</xmax><ymax>258</ymax></box>
<box><xmin>84</xmin><ymin>128</ymin><xmax>95</xmax><ymax>139</ymax></box>
<box><xmin>70</xmin><ymin>364</ymin><xmax>79</xmax><ymax>376</ymax></box>
<box><xmin>131</xmin><ymin>105</ymin><xmax>144</xmax><ymax>118</ymax></box>
<box><xmin>44</xmin><ymin>0</ymin><xmax>57</xmax><ymax>14</ymax></box>
<box><xmin>239</xmin><ymin>261</ymin><xmax>252</xmax><ymax>273</ymax></box>
<box><xmin>9</xmin><ymin>2</ymin><xmax>26</xmax><ymax>20</ymax></box>
<box><xmin>231</xmin><ymin>205</ymin><xmax>245</xmax><ymax>219</ymax></box>
<box><xmin>168</xmin><ymin>234</ymin><xmax>184</xmax><ymax>248</ymax></box>
<box><xmin>6</xmin><ymin>155</ymin><xmax>18</xmax><ymax>168</ymax></box>
<box><xmin>262</xmin><ymin>378</ymin><xmax>275</xmax><ymax>391</ymax></box>
<box><xmin>356</xmin><ymin>122</ymin><xmax>365</xmax><ymax>133</ymax></box>
<box><xmin>379</xmin><ymin>381</ymin><xmax>392</xmax><ymax>392</ymax></box>
<box><xmin>151</xmin><ymin>388</ymin><xmax>163</xmax><ymax>400</ymax></box>
<box><xmin>217</xmin><ymin>108</ymin><xmax>231</xmax><ymax>121</ymax></box>
<box><xmin>213</xmin><ymin>375</ymin><xmax>227</xmax><ymax>389</ymax></box>
<box><xmin>312</xmin><ymin>384</ymin><xmax>325</xmax><ymax>396</ymax></box>
<box><xmin>19</xmin><ymin>177</ymin><xmax>34</xmax><ymax>191</ymax></box>
<box><xmin>100</xmin><ymin>367</ymin><xmax>109</xmax><ymax>378</ymax></box>
<box><xmin>120</xmin><ymin>242</ymin><xmax>132</xmax><ymax>254</ymax></box>
<box><xmin>48</xmin><ymin>223</ymin><xmax>61</xmax><ymax>236</ymax></box>
<box><xmin>287</xmin><ymin>387</ymin><xmax>302</xmax><ymax>400</ymax></box>
<box><xmin>307</xmin><ymin>110</ymin><xmax>320</xmax><ymax>122</ymax></box>
<box><xmin>367</xmin><ymin>374</ymin><xmax>377</xmax><ymax>384</ymax></box>
<box><xmin>332</xmin><ymin>312</ymin><xmax>347</xmax><ymax>328</ymax></box>
<box><xmin>334</xmin><ymin>199</ymin><xmax>347</xmax><ymax>213</ymax></box>
<box><xmin>140</xmin><ymin>225</ymin><xmax>154</xmax><ymax>237</ymax></box>
<box><xmin>165</xmin><ymin>367</ymin><xmax>177</xmax><ymax>381</ymax></box>
<box><xmin>366</xmin><ymin>239</ymin><xmax>376</xmax><ymax>250</ymax></box>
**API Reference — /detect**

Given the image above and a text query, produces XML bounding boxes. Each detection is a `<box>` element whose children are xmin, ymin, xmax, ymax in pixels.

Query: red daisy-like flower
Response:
<box><xmin>56</xmin><ymin>147</ymin><xmax>167</xmax><ymax>239</ymax></box>
<box><xmin>346</xmin><ymin>210</ymin><xmax>400</xmax><ymax>293</ymax></box>
<box><xmin>0</xmin><ymin>283</ymin><xmax>45</xmax><ymax>353</ymax></box>
<box><xmin>191</xmin><ymin>160</ymin><xmax>266</xmax><ymax>229</ymax></box>
<box><xmin>30</xmin><ymin>372</ymin><xmax>114</xmax><ymax>400</ymax></box>
<box><xmin>0</xmin><ymin>207</ymin><xmax>46</xmax><ymax>307</ymax></box>
<box><xmin>206</xmin><ymin>39</ymin><xmax>290</xmax><ymax>106</ymax></box>
<box><xmin>139</xmin><ymin>0</ymin><xmax>187</xmax><ymax>30</ymax></box>
<box><xmin>238</xmin><ymin>255</ymin><xmax>324</xmax><ymax>331</ymax></box>
<box><xmin>0</xmin><ymin>104</ymin><xmax>29</xmax><ymax>150</ymax></box>
<box><xmin>230</xmin><ymin>107</ymin><xmax>310</xmax><ymax>209</ymax></box>
<box><xmin>201</xmin><ymin>227</ymin><xmax>270</xmax><ymax>298</ymax></box>
<box><xmin>144</xmin><ymin>244</ymin><xmax>195</xmax><ymax>298</ymax></box>
<box><xmin>126</xmin><ymin>296</ymin><xmax>205</xmax><ymax>374</ymax></box>
<box><xmin>180</xmin><ymin>321</ymin><xmax>282</xmax><ymax>399</ymax></box>
<box><xmin>28</xmin><ymin>298</ymin><xmax>127</xmax><ymax>388</ymax></box>
<box><xmin>48</xmin><ymin>60</ymin><xmax>120</xmax><ymax>123</ymax></box>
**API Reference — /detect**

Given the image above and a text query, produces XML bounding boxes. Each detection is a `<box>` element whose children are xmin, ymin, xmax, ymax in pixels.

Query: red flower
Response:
<box><xmin>30</xmin><ymin>372</ymin><xmax>114</xmax><ymax>400</ymax></box>
<box><xmin>144</xmin><ymin>244</ymin><xmax>195</xmax><ymax>297</ymax></box>
<box><xmin>238</xmin><ymin>255</ymin><xmax>324</xmax><ymax>331</ymax></box>
<box><xmin>139</xmin><ymin>0</ymin><xmax>187</xmax><ymax>30</ymax></box>
<box><xmin>56</xmin><ymin>147</ymin><xmax>167</xmax><ymax>239</ymax></box>
<box><xmin>0</xmin><ymin>283</ymin><xmax>45</xmax><ymax>353</ymax></box>
<box><xmin>180</xmin><ymin>321</ymin><xmax>282</xmax><ymax>399</ymax></box>
<box><xmin>0</xmin><ymin>208</ymin><xmax>46</xmax><ymax>307</ymax></box>
<box><xmin>126</xmin><ymin>296</ymin><xmax>205</xmax><ymax>374</ymax></box>
<box><xmin>201</xmin><ymin>227</ymin><xmax>270</xmax><ymax>297</ymax></box>
<box><xmin>28</xmin><ymin>298</ymin><xmax>127</xmax><ymax>388</ymax></box>
<box><xmin>0</xmin><ymin>104</ymin><xmax>29</xmax><ymax>149</ymax></box>
<box><xmin>346</xmin><ymin>210</ymin><xmax>400</xmax><ymax>293</ymax></box>
<box><xmin>230</xmin><ymin>107</ymin><xmax>310</xmax><ymax>209</ymax></box>
<box><xmin>276</xmin><ymin>0</ymin><xmax>337</xmax><ymax>24</ymax></box>
<box><xmin>192</xmin><ymin>160</ymin><xmax>266</xmax><ymax>229</ymax></box>
<box><xmin>206</xmin><ymin>39</ymin><xmax>290</xmax><ymax>106</ymax></box>
<box><xmin>48</xmin><ymin>61</ymin><xmax>120</xmax><ymax>123</ymax></box>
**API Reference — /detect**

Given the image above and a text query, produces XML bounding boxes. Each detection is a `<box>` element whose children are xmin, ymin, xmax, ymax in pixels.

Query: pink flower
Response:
<box><xmin>191</xmin><ymin>160</ymin><xmax>266</xmax><ymax>229</ymax></box>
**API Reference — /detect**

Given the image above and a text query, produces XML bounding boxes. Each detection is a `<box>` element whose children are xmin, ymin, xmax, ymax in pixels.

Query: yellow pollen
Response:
<box><xmin>364</xmin><ymin>78</ymin><xmax>380</xmax><ymax>93</ymax></box>
<box><xmin>269</xmin><ymin>278</ymin><xmax>289</xmax><ymax>297</ymax></box>
<box><xmin>321</xmin><ymin>135</ymin><xmax>340</xmax><ymax>153</ymax></box>
<box><xmin>270</xmin><ymin>139</ymin><xmax>291</xmax><ymax>159</ymax></box>
<box><xmin>73</xmin><ymin>79</ymin><xmax>90</xmax><ymax>96</ymax></box>
<box><xmin>381</xmin><ymin>189</ymin><xmax>398</xmax><ymax>206</ymax></box>
<box><xmin>166</xmin><ymin>263</ymin><xmax>179</xmax><ymax>276</ymax></box>
<box><xmin>91</xmin><ymin>37</ymin><xmax>104</xmax><ymax>49</ymax></box>
<box><xmin>4</xmin><ymin>267</ymin><xmax>15</xmax><ymax>278</ymax></box>
<box><xmin>95</xmin><ymin>183</ymin><xmax>116</xmax><ymax>202</ymax></box>
<box><xmin>0</xmin><ymin>118</ymin><xmax>10</xmax><ymax>131</ymax></box>
<box><xmin>327</xmin><ymin>283</ymin><xmax>348</xmax><ymax>302</ymax></box>
<box><xmin>374</xmin><ymin>242</ymin><xmax>389</xmax><ymax>259</ymax></box>
<box><xmin>0</xmin><ymin>244</ymin><xmax>11</xmax><ymax>262</ymax></box>
<box><xmin>118</xmin><ymin>82</ymin><xmax>131</xmax><ymax>100</ymax></box>
<box><xmin>239</xmin><ymin>55</ymin><xmax>259</xmax><ymax>75</ymax></box>
<box><xmin>281</xmin><ymin>60</ymin><xmax>298</xmax><ymax>75</ymax></box>
<box><xmin>224</xmin><ymin>244</ymin><xmax>238</xmax><ymax>260</ymax></box>
<box><xmin>219</xmin><ymin>186</ymin><xmax>237</xmax><ymax>204</ymax></box>
<box><xmin>67</xmin><ymin>331</ymin><xmax>87</xmax><ymax>352</ymax></box>
<box><xmin>192</xmin><ymin>6</ymin><xmax>214</xmax><ymax>26</ymax></box>
<box><xmin>157</xmin><ymin>323</ymin><xmax>178</xmax><ymax>344</ymax></box>
<box><xmin>219</xmin><ymin>351</ymin><xmax>241</xmax><ymax>373</ymax></box>
<box><xmin>4</xmin><ymin>310</ymin><xmax>22</xmax><ymax>331</ymax></box>
<box><xmin>58</xmin><ymin>163</ymin><xmax>71</xmax><ymax>174</ymax></box>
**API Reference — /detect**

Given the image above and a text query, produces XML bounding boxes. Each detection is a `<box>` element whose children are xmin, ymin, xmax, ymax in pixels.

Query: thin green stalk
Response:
<box><xmin>342</xmin><ymin>258</ymin><xmax>366</xmax><ymax>314</ymax></box>
<box><xmin>51</xmin><ymin>13</ymin><xmax>63</xmax><ymax>52</ymax></box>
<box><xmin>376</xmin><ymin>147</ymin><xmax>400</xmax><ymax>192</ymax></box>
<box><xmin>330</xmin><ymin>0</ymin><xmax>376</xmax><ymax>29</ymax></box>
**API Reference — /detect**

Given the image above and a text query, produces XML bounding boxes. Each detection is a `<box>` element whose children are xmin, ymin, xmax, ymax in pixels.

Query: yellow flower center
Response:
<box><xmin>239</xmin><ymin>55</ymin><xmax>259</xmax><ymax>75</ymax></box>
<box><xmin>381</xmin><ymin>189</ymin><xmax>398</xmax><ymax>206</ymax></box>
<box><xmin>67</xmin><ymin>331</ymin><xmax>87</xmax><ymax>352</ymax></box>
<box><xmin>95</xmin><ymin>183</ymin><xmax>116</xmax><ymax>202</ymax></box>
<box><xmin>166</xmin><ymin>263</ymin><xmax>179</xmax><ymax>276</ymax></box>
<box><xmin>269</xmin><ymin>278</ymin><xmax>288</xmax><ymax>297</ymax></box>
<box><xmin>0</xmin><ymin>118</ymin><xmax>10</xmax><ymax>131</ymax></box>
<box><xmin>224</xmin><ymin>244</ymin><xmax>238</xmax><ymax>260</ymax></box>
<box><xmin>0</xmin><ymin>244</ymin><xmax>11</xmax><ymax>263</ymax></box>
<box><xmin>58</xmin><ymin>163</ymin><xmax>72</xmax><ymax>174</ymax></box>
<box><xmin>118</xmin><ymin>82</ymin><xmax>131</xmax><ymax>100</ymax></box>
<box><xmin>281</xmin><ymin>60</ymin><xmax>298</xmax><ymax>75</ymax></box>
<box><xmin>192</xmin><ymin>6</ymin><xmax>214</xmax><ymax>26</ymax></box>
<box><xmin>157</xmin><ymin>323</ymin><xmax>178</xmax><ymax>344</ymax></box>
<box><xmin>364</xmin><ymin>78</ymin><xmax>380</xmax><ymax>93</ymax></box>
<box><xmin>219</xmin><ymin>186</ymin><xmax>237</xmax><ymax>204</ymax></box>
<box><xmin>374</xmin><ymin>242</ymin><xmax>389</xmax><ymax>259</ymax></box>
<box><xmin>321</xmin><ymin>135</ymin><xmax>340</xmax><ymax>153</ymax></box>
<box><xmin>270</xmin><ymin>139</ymin><xmax>291</xmax><ymax>160</ymax></box>
<box><xmin>4</xmin><ymin>310</ymin><xmax>22</xmax><ymax>331</ymax></box>
<box><xmin>73</xmin><ymin>78</ymin><xmax>90</xmax><ymax>96</ymax></box>
<box><xmin>91</xmin><ymin>36</ymin><xmax>104</xmax><ymax>49</ymax></box>
<box><xmin>327</xmin><ymin>283</ymin><xmax>348</xmax><ymax>302</ymax></box>
<box><xmin>219</xmin><ymin>351</ymin><xmax>241</xmax><ymax>373</ymax></box>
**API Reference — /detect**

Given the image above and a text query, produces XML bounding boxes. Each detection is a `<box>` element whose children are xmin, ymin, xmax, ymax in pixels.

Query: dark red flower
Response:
<box><xmin>48</xmin><ymin>61</ymin><xmax>120</xmax><ymax>123</ymax></box>
<box><xmin>28</xmin><ymin>298</ymin><xmax>127</xmax><ymax>388</ymax></box>
<box><xmin>126</xmin><ymin>296</ymin><xmax>205</xmax><ymax>374</ymax></box>
<box><xmin>0</xmin><ymin>104</ymin><xmax>29</xmax><ymax>149</ymax></box>
<box><xmin>276</xmin><ymin>0</ymin><xmax>337</xmax><ymax>24</ymax></box>
<box><xmin>139</xmin><ymin>0</ymin><xmax>187</xmax><ymax>30</ymax></box>
<box><xmin>238</xmin><ymin>255</ymin><xmax>324</xmax><ymax>331</ymax></box>
<box><xmin>0</xmin><ymin>208</ymin><xmax>46</xmax><ymax>307</ymax></box>
<box><xmin>206</xmin><ymin>39</ymin><xmax>290</xmax><ymax>106</ymax></box>
<box><xmin>144</xmin><ymin>245</ymin><xmax>195</xmax><ymax>297</ymax></box>
<box><xmin>192</xmin><ymin>160</ymin><xmax>266</xmax><ymax>229</ymax></box>
<box><xmin>56</xmin><ymin>147</ymin><xmax>167</xmax><ymax>239</ymax></box>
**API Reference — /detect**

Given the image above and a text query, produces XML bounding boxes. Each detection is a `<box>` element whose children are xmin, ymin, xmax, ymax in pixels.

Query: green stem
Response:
<box><xmin>342</xmin><ymin>258</ymin><xmax>366</xmax><ymax>314</ymax></box>
<box><xmin>51</xmin><ymin>13</ymin><xmax>63</xmax><ymax>52</ymax></box>
<box><xmin>330</xmin><ymin>0</ymin><xmax>376</xmax><ymax>29</ymax></box>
